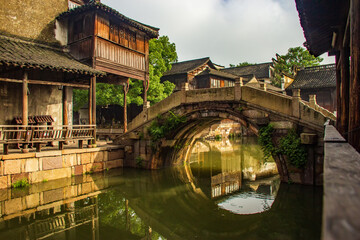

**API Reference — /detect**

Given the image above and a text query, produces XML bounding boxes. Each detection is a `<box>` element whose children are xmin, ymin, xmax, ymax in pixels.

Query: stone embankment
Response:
<box><xmin>0</xmin><ymin>146</ymin><xmax>124</xmax><ymax>188</ymax></box>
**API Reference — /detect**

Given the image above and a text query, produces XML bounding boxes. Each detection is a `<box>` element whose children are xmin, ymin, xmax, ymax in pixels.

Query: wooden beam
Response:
<box><xmin>348</xmin><ymin>0</ymin><xmax>360</xmax><ymax>152</ymax></box>
<box><xmin>0</xmin><ymin>77</ymin><xmax>90</xmax><ymax>88</ymax></box>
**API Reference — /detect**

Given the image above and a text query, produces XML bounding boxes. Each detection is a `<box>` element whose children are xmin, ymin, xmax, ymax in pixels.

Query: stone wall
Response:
<box><xmin>0</xmin><ymin>0</ymin><xmax>68</xmax><ymax>43</ymax></box>
<box><xmin>0</xmin><ymin>146</ymin><xmax>124</xmax><ymax>189</ymax></box>
<box><xmin>0</xmin><ymin>83</ymin><xmax>72</xmax><ymax>125</ymax></box>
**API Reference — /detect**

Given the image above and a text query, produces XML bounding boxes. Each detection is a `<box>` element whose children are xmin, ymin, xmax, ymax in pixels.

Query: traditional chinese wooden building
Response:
<box><xmin>295</xmin><ymin>0</ymin><xmax>360</xmax><ymax>152</ymax></box>
<box><xmin>161</xmin><ymin>57</ymin><xmax>227</xmax><ymax>90</ymax></box>
<box><xmin>287</xmin><ymin>64</ymin><xmax>337</xmax><ymax>112</ymax></box>
<box><xmin>0</xmin><ymin>0</ymin><xmax>159</xmax><ymax>153</ymax></box>
<box><xmin>221</xmin><ymin>63</ymin><xmax>275</xmax><ymax>84</ymax></box>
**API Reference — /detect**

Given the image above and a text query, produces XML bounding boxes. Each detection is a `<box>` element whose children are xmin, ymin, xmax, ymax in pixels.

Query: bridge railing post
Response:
<box><xmin>259</xmin><ymin>81</ymin><xmax>267</xmax><ymax>91</ymax></box>
<box><xmin>235</xmin><ymin>77</ymin><xmax>243</xmax><ymax>100</ymax></box>
<box><xmin>292</xmin><ymin>89</ymin><xmax>301</xmax><ymax>118</ymax></box>
<box><xmin>181</xmin><ymin>82</ymin><xmax>189</xmax><ymax>91</ymax></box>
<box><xmin>309</xmin><ymin>94</ymin><xmax>317</xmax><ymax>108</ymax></box>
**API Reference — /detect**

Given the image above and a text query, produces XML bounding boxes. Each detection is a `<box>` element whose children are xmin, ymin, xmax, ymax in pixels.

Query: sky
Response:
<box><xmin>102</xmin><ymin>0</ymin><xmax>335</xmax><ymax>67</ymax></box>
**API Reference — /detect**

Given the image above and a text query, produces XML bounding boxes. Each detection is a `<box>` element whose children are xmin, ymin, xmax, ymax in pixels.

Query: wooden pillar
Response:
<box><xmin>143</xmin><ymin>79</ymin><xmax>148</xmax><ymax>110</ymax></box>
<box><xmin>88</xmin><ymin>78</ymin><xmax>93</xmax><ymax>125</ymax></box>
<box><xmin>340</xmin><ymin>48</ymin><xmax>350</xmax><ymax>138</ymax></box>
<box><xmin>22</xmin><ymin>72</ymin><xmax>28</xmax><ymax>126</ymax></box>
<box><xmin>92</xmin><ymin>76</ymin><xmax>97</xmax><ymax>144</ymax></box>
<box><xmin>349</xmin><ymin>0</ymin><xmax>360</xmax><ymax>151</ymax></box>
<box><xmin>123</xmin><ymin>79</ymin><xmax>129</xmax><ymax>133</ymax></box>
<box><xmin>335</xmin><ymin>52</ymin><xmax>342</xmax><ymax>130</ymax></box>
<box><xmin>92</xmin><ymin>76</ymin><xmax>96</xmax><ymax>126</ymax></box>
<box><xmin>22</xmin><ymin>71</ymin><xmax>29</xmax><ymax>152</ymax></box>
<box><xmin>63</xmin><ymin>86</ymin><xmax>68</xmax><ymax>126</ymax></box>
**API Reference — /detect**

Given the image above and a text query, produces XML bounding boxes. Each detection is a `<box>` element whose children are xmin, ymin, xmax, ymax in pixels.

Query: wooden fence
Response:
<box><xmin>0</xmin><ymin>125</ymin><xmax>96</xmax><ymax>154</ymax></box>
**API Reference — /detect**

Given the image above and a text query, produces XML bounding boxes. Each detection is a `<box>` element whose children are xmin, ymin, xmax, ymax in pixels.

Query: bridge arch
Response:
<box><xmin>116</xmin><ymin>86</ymin><xmax>335</xmax><ymax>184</ymax></box>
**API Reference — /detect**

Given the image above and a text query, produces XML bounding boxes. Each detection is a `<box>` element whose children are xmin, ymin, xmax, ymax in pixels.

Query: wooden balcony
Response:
<box><xmin>0</xmin><ymin>125</ymin><xmax>96</xmax><ymax>154</ymax></box>
<box><xmin>94</xmin><ymin>37</ymin><xmax>147</xmax><ymax>80</ymax></box>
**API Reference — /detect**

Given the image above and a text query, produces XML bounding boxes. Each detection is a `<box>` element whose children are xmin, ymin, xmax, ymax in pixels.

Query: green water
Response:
<box><xmin>0</xmin><ymin>138</ymin><xmax>322</xmax><ymax>240</ymax></box>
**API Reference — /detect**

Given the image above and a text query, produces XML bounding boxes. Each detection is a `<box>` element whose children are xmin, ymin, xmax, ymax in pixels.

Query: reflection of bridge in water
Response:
<box><xmin>0</xmin><ymin>168</ymin><xmax>322</xmax><ymax>240</ymax></box>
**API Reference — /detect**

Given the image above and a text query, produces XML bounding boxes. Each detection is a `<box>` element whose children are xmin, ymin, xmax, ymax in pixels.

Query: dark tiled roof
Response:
<box><xmin>288</xmin><ymin>64</ymin><xmax>336</xmax><ymax>90</ymax></box>
<box><xmin>221</xmin><ymin>63</ymin><xmax>273</xmax><ymax>79</ymax></box>
<box><xmin>57</xmin><ymin>2</ymin><xmax>159</xmax><ymax>38</ymax></box>
<box><xmin>197</xmin><ymin>68</ymin><xmax>238</xmax><ymax>80</ymax></box>
<box><xmin>163</xmin><ymin>57</ymin><xmax>212</xmax><ymax>76</ymax></box>
<box><xmin>0</xmin><ymin>34</ymin><xmax>104</xmax><ymax>76</ymax></box>
<box><xmin>295</xmin><ymin>0</ymin><xmax>348</xmax><ymax>56</ymax></box>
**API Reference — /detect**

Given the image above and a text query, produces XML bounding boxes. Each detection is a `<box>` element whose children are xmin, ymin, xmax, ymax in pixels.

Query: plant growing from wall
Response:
<box><xmin>147</xmin><ymin>111</ymin><xmax>186</xmax><ymax>150</ymax></box>
<box><xmin>12</xmin><ymin>178</ymin><xmax>29</xmax><ymax>188</ymax></box>
<box><xmin>136</xmin><ymin>156</ymin><xmax>145</xmax><ymax>168</ymax></box>
<box><xmin>277</xmin><ymin>129</ymin><xmax>307</xmax><ymax>168</ymax></box>
<box><xmin>258</xmin><ymin>124</ymin><xmax>307</xmax><ymax>168</ymax></box>
<box><xmin>258</xmin><ymin>124</ymin><xmax>276</xmax><ymax>160</ymax></box>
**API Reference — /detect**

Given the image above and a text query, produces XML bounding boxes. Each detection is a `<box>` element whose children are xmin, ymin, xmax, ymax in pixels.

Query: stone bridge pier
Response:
<box><xmin>115</xmin><ymin>84</ymin><xmax>335</xmax><ymax>185</ymax></box>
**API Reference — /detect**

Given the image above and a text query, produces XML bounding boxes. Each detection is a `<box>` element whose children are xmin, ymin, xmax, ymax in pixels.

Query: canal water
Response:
<box><xmin>0</xmin><ymin>137</ymin><xmax>322</xmax><ymax>240</ymax></box>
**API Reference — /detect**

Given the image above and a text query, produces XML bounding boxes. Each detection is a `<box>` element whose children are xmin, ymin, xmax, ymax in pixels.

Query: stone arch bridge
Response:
<box><xmin>115</xmin><ymin>84</ymin><xmax>335</xmax><ymax>185</ymax></box>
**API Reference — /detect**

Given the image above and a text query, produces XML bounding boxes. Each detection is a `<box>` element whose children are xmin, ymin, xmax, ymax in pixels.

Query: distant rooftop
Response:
<box><xmin>163</xmin><ymin>57</ymin><xmax>214</xmax><ymax>76</ymax></box>
<box><xmin>221</xmin><ymin>63</ymin><xmax>273</xmax><ymax>79</ymax></box>
<box><xmin>288</xmin><ymin>64</ymin><xmax>336</xmax><ymax>90</ymax></box>
<box><xmin>197</xmin><ymin>68</ymin><xmax>238</xmax><ymax>80</ymax></box>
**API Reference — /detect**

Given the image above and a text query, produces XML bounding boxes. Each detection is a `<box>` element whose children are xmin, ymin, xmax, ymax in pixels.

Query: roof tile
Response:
<box><xmin>0</xmin><ymin>34</ymin><xmax>104</xmax><ymax>76</ymax></box>
<box><xmin>288</xmin><ymin>64</ymin><xmax>336</xmax><ymax>89</ymax></box>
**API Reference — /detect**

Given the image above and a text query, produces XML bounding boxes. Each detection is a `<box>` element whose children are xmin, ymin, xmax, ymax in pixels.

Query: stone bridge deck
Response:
<box><xmin>129</xmin><ymin>85</ymin><xmax>335</xmax><ymax>133</ymax></box>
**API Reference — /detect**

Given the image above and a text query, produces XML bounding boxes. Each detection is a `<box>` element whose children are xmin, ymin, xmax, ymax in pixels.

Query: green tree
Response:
<box><xmin>73</xmin><ymin>35</ymin><xmax>178</xmax><ymax>109</ymax></box>
<box><xmin>272</xmin><ymin>46</ymin><xmax>323</xmax><ymax>87</ymax></box>
<box><xmin>229</xmin><ymin>62</ymin><xmax>254</xmax><ymax>68</ymax></box>
<box><xmin>147</xmin><ymin>35</ymin><xmax>177</xmax><ymax>104</ymax></box>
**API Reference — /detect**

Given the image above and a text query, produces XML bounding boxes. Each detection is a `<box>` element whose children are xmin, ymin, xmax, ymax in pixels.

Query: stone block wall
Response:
<box><xmin>0</xmin><ymin>146</ymin><xmax>124</xmax><ymax>189</ymax></box>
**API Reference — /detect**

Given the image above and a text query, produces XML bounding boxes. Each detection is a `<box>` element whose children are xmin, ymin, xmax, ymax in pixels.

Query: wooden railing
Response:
<box><xmin>0</xmin><ymin>125</ymin><xmax>96</xmax><ymax>154</ymax></box>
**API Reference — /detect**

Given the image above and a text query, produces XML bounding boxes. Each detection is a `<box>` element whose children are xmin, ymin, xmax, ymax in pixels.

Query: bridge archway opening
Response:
<box><xmin>156</xmin><ymin>107</ymin><xmax>263</xmax><ymax>167</ymax></box>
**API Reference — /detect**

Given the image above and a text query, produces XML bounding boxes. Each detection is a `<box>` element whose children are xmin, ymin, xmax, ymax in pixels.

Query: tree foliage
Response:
<box><xmin>272</xmin><ymin>46</ymin><xmax>323</xmax><ymax>86</ymax></box>
<box><xmin>147</xmin><ymin>35</ymin><xmax>178</xmax><ymax>104</ymax></box>
<box><xmin>229</xmin><ymin>62</ymin><xmax>254</xmax><ymax>68</ymax></box>
<box><xmin>73</xmin><ymin>35</ymin><xmax>178</xmax><ymax>110</ymax></box>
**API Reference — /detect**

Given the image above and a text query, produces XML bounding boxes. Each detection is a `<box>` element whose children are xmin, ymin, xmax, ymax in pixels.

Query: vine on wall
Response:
<box><xmin>147</xmin><ymin>111</ymin><xmax>187</xmax><ymax>150</ymax></box>
<box><xmin>258</xmin><ymin>124</ymin><xmax>307</xmax><ymax>168</ymax></box>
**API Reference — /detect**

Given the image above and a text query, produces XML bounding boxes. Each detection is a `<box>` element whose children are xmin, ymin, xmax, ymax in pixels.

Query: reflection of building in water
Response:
<box><xmin>0</xmin><ymin>175</ymin><xmax>107</xmax><ymax>240</ymax></box>
<box><xmin>211</xmin><ymin>171</ymin><xmax>241</xmax><ymax>198</ymax></box>
<box><xmin>0</xmin><ymin>197</ymin><xmax>99</xmax><ymax>240</ymax></box>
<box><xmin>189</xmin><ymin>138</ymin><xmax>278</xmax><ymax>199</ymax></box>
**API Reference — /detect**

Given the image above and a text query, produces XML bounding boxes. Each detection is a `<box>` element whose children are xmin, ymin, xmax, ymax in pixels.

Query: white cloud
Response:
<box><xmin>102</xmin><ymin>0</ymin><xmax>335</xmax><ymax>66</ymax></box>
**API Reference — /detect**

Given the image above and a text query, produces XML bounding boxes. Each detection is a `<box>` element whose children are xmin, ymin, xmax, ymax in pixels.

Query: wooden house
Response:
<box><xmin>56</xmin><ymin>1</ymin><xmax>159</xmax><ymax>131</ymax></box>
<box><xmin>0</xmin><ymin>0</ymin><xmax>158</xmax><ymax>152</ymax></box>
<box><xmin>295</xmin><ymin>0</ymin><xmax>360</xmax><ymax>152</ymax></box>
<box><xmin>221</xmin><ymin>63</ymin><xmax>275</xmax><ymax>84</ymax></box>
<box><xmin>161</xmin><ymin>57</ymin><xmax>237</xmax><ymax>90</ymax></box>
<box><xmin>221</xmin><ymin>63</ymin><xmax>285</xmax><ymax>93</ymax></box>
<box><xmin>286</xmin><ymin>64</ymin><xmax>337</xmax><ymax>112</ymax></box>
